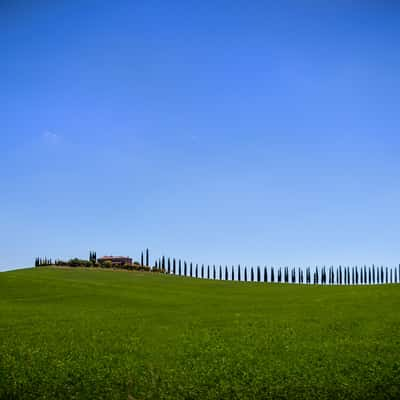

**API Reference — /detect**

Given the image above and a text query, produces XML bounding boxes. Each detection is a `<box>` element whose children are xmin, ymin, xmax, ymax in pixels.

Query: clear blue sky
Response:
<box><xmin>1</xmin><ymin>1</ymin><xmax>399</xmax><ymax>271</ymax></box>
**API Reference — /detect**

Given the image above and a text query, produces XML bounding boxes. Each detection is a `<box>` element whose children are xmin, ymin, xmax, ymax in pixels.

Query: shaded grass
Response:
<box><xmin>1</xmin><ymin>267</ymin><xmax>399</xmax><ymax>399</ymax></box>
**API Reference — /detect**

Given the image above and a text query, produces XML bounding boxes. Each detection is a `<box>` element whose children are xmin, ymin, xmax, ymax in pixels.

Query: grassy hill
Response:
<box><xmin>1</xmin><ymin>267</ymin><xmax>399</xmax><ymax>399</ymax></box>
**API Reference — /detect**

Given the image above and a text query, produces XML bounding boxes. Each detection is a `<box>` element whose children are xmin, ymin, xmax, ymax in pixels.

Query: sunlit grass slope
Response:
<box><xmin>1</xmin><ymin>267</ymin><xmax>399</xmax><ymax>399</ymax></box>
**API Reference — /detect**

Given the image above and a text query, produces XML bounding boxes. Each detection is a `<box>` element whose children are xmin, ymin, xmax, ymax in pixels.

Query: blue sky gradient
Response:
<box><xmin>1</xmin><ymin>1</ymin><xmax>399</xmax><ymax>271</ymax></box>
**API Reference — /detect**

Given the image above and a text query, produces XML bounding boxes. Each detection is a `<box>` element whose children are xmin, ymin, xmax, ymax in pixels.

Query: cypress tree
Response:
<box><xmin>213</xmin><ymin>265</ymin><xmax>216</xmax><ymax>280</ymax></box>
<box><xmin>184</xmin><ymin>261</ymin><xmax>187</xmax><ymax>276</ymax></box>
<box><xmin>178</xmin><ymin>260</ymin><xmax>182</xmax><ymax>276</ymax></box>
<box><xmin>390</xmin><ymin>268</ymin><xmax>393</xmax><ymax>284</ymax></box>
<box><xmin>386</xmin><ymin>267</ymin><xmax>389</xmax><ymax>284</ymax></box>
<box><xmin>238</xmin><ymin>265</ymin><xmax>241</xmax><ymax>282</ymax></box>
<box><xmin>173</xmin><ymin>259</ymin><xmax>176</xmax><ymax>275</ymax></box>
<box><xmin>201</xmin><ymin>264</ymin><xmax>204</xmax><ymax>279</ymax></box>
<box><xmin>219</xmin><ymin>265</ymin><xmax>222</xmax><ymax>280</ymax></box>
<box><xmin>264</xmin><ymin>267</ymin><xmax>267</xmax><ymax>283</ymax></box>
<box><xmin>162</xmin><ymin>256</ymin><xmax>165</xmax><ymax>270</ymax></box>
<box><xmin>231</xmin><ymin>266</ymin><xmax>234</xmax><ymax>281</ymax></box>
<box><xmin>190</xmin><ymin>262</ymin><xmax>193</xmax><ymax>277</ymax></box>
<box><xmin>195</xmin><ymin>264</ymin><xmax>198</xmax><ymax>278</ymax></box>
<box><xmin>146</xmin><ymin>249</ymin><xmax>149</xmax><ymax>266</ymax></box>
<box><xmin>207</xmin><ymin>265</ymin><xmax>210</xmax><ymax>279</ymax></box>
<box><xmin>257</xmin><ymin>266</ymin><xmax>261</xmax><ymax>282</ymax></box>
<box><xmin>244</xmin><ymin>267</ymin><xmax>247</xmax><ymax>282</ymax></box>
<box><xmin>251</xmin><ymin>267</ymin><xmax>254</xmax><ymax>282</ymax></box>
<box><xmin>395</xmin><ymin>268</ymin><xmax>398</xmax><ymax>284</ymax></box>
<box><xmin>167</xmin><ymin>258</ymin><xmax>171</xmax><ymax>274</ymax></box>
<box><xmin>141</xmin><ymin>252</ymin><xmax>144</xmax><ymax>267</ymax></box>
<box><xmin>271</xmin><ymin>267</ymin><xmax>275</xmax><ymax>283</ymax></box>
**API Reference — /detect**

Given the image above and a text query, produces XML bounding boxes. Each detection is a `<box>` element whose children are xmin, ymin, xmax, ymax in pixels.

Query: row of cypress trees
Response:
<box><xmin>36</xmin><ymin>249</ymin><xmax>400</xmax><ymax>285</ymax></box>
<box><xmin>35</xmin><ymin>257</ymin><xmax>53</xmax><ymax>267</ymax></box>
<box><xmin>148</xmin><ymin>254</ymin><xmax>400</xmax><ymax>285</ymax></box>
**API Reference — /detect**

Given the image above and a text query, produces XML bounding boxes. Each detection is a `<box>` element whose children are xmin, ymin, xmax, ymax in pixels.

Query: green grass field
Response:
<box><xmin>1</xmin><ymin>267</ymin><xmax>399</xmax><ymax>399</ymax></box>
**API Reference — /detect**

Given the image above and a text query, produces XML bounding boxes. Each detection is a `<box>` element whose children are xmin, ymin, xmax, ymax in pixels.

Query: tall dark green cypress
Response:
<box><xmin>195</xmin><ymin>264</ymin><xmax>198</xmax><ymax>278</ymax></box>
<box><xmin>207</xmin><ymin>265</ymin><xmax>210</xmax><ymax>279</ymax></box>
<box><xmin>219</xmin><ymin>265</ymin><xmax>222</xmax><ymax>280</ymax></box>
<box><xmin>271</xmin><ymin>267</ymin><xmax>275</xmax><ymax>283</ymax></box>
<box><xmin>250</xmin><ymin>267</ymin><xmax>254</xmax><ymax>282</ymax></box>
<box><xmin>173</xmin><ymin>259</ymin><xmax>176</xmax><ymax>275</ymax></box>
<box><xmin>146</xmin><ymin>249</ymin><xmax>149</xmax><ymax>266</ymax></box>
<box><xmin>213</xmin><ymin>265</ymin><xmax>216</xmax><ymax>280</ymax></box>
<box><xmin>190</xmin><ymin>262</ymin><xmax>193</xmax><ymax>277</ymax></box>
<box><xmin>238</xmin><ymin>265</ymin><xmax>241</xmax><ymax>282</ymax></box>
<box><xmin>257</xmin><ymin>266</ymin><xmax>260</xmax><ymax>282</ymax></box>
<box><xmin>244</xmin><ymin>267</ymin><xmax>247</xmax><ymax>282</ymax></box>
<box><xmin>264</xmin><ymin>267</ymin><xmax>267</xmax><ymax>282</ymax></box>
<box><xmin>184</xmin><ymin>261</ymin><xmax>187</xmax><ymax>276</ymax></box>
<box><xmin>201</xmin><ymin>264</ymin><xmax>204</xmax><ymax>279</ymax></box>
<box><xmin>231</xmin><ymin>266</ymin><xmax>234</xmax><ymax>281</ymax></box>
<box><xmin>167</xmin><ymin>258</ymin><xmax>171</xmax><ymax>274</ymax></box>
<box><xmin>141</xmin><ymin>252</ymin><xmax>144</xmax><ymax>267</ymax></box>
<box><xmin>178</xmin><ymin>260</ymin><xmax>182</xmax><ymax>276</ymax></box>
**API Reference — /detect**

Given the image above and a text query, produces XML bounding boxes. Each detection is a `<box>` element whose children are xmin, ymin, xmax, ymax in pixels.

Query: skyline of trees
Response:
<box><xmin>34</xmin><ymin>249</ymin><xmax>400</xmax><ymax>286</ymax></box>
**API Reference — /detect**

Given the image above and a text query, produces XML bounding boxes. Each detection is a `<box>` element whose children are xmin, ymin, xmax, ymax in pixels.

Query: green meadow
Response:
<box><xmin>1</xmin><ymin>267</ymin><xmax>399</xmax><ymax>399</ymax></box>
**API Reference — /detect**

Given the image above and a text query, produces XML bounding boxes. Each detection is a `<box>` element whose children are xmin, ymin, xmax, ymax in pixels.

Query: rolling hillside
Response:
<box><xmin>1</xmin><ymin>267</ymin><xmax>399</xmax><ymax>399</ymax></box>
